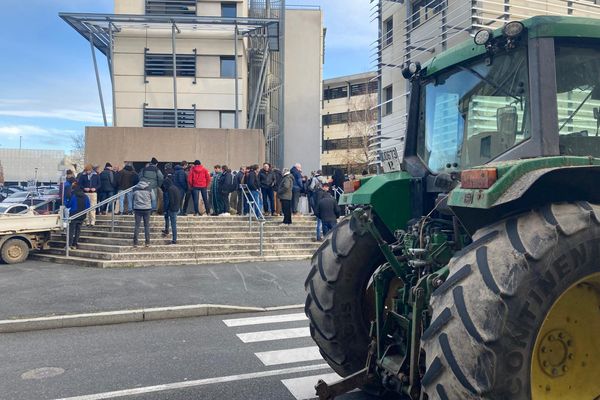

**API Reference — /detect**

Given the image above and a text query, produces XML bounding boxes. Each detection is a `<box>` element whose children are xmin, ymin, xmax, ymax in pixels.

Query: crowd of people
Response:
<box><xmin>62</xmin><ymin>158</ymin><xmax>351</xmax><ymax>249</ymax></box>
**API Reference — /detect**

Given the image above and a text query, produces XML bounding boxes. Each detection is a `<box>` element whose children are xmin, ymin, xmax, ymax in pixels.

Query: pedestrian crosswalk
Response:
<box><xmin>222</xmin><ymin>312</ymin><xmax>343</xmax><ymax>400</ymax></box>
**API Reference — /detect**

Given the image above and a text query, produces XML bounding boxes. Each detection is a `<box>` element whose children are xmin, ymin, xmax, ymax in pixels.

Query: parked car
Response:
<box><xmin>0</xmin><ymin>203</ymin><xmax>30</xmax><ymax>215</ymax></box>
<box><xmin>0</xmin><ymin>186</ymin><xmax>25</xmax><ymax>202</ymax></box>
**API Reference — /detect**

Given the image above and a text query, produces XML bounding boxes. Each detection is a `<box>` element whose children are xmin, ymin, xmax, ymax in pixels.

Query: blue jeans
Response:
<box><xmin>322</xmin><ymin>220</ymin><xmax>337</xmax><ymax>237</ymax></box>
<box><xmin>316</xmin><ymin>218</ymin><xmax>323</xmax><ymax>240</ymax></box>
<box><xmin>261</xmin><ymin>187</ymin><xmax>274</xmax><ymax>214</ymax></box>
<box><xmin>250</xmin><ymin>190</ymin><xmax>262</xmax><ymax>217</ymax></box>
<box><xmin>98</xmin><ymin>191</ymin><xmax>115</xmax><ymax>212</ymax></box>
<box><xmin>164</xmin><ymin>211</ymin><xmax>178</xmax><ymax>242</ymax></box>
<box><xmin>118</xmin><ymin>190</ymin><xmax>133</xmax><ymax>214</ymax></box>
<box><xmin>192</xmin><ymin>187</ymin><xmax>209</xmax><ymax>215</ymax></box>
<box><xmin>150</xmin><ymin>188</ymin><xmax>157</xmax><ymax>211</ymax></box>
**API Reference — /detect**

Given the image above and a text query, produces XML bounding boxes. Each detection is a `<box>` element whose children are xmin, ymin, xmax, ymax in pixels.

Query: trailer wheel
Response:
<box><xmin>1</xmin><ymin>238</ymin><xmax>29</xmax><ymax>264</ymax></box>
<box><xmin>305</xmin><ymin>214</ymin><xmax>385</xmax><ymax>377</ymax></box>
<box><xmin>422</xmin><ymin>202</ymin><xmax>600</xmax><ymax>399</ymax></box>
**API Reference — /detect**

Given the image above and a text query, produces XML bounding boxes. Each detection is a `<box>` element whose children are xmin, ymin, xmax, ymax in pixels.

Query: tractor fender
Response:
<box><xmin>451</xmin><ymin>165</ymin><xmax>600</xmax><ymax>234</ymax></box>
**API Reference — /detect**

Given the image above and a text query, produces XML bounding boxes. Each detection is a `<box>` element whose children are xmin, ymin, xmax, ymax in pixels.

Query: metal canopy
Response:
<box><xmin>60</xmin><ymin>12</ymin><xmax>279</xmax><ymax>56</ymax></box>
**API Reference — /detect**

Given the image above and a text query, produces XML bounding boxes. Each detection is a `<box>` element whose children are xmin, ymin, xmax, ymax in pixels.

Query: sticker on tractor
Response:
<box><xmin>380</xmin><ymin>146</ymin><xmax>403</xmax><ymax>173</ymax></box>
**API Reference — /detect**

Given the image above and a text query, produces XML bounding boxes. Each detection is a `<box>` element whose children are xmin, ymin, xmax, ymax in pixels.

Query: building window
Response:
<box><xmin>323</xmin><ymin>137</ymin><xmax>365</xmax><ymax>151</ymax></box>
<box><xmin>146</xmin><ymin>0</ymin><xmax>197</xmax><ymax>15</ymax></box>
<box><xmin>322</xmin><ymin>112</ymin><xmax>349</xmax><ymax>126</ymax></box>
<box><xmin>350</xmin><ymin>82</ymin><xmax>378</xmax><ymax>97</ymax></box>
<box><xmin>220</xmin><ymin>111</ymin><xmax>236</xmax><ymax>128</ymax></box>
<box><xmin>145</xmin><ymin>53</ymin><xmax>196</xmax><ymax>77</ymax></box>
<box><xmin>383</xmin><ymin>85</ymin><xmax>393</xmax><ymax>116</ymax></box>
<box><xmin>143</xmin><ymin>108</ymin><xmax>196</xmax><ymax>128</ymax></box>
<box><xmin>323</xmin><ymin>86</ymin><xmax>348</xmax><ymax>101</ymax></box>
<box><xmin>384</xmin><ymin>17</ymin><xmax>393</xmax><ymax>47</ymax></box>
<box><xmin>220</xmin><ymin>56</ymin><xmax>236</xmax><ymax>78</ymax></box>
<box><xmin>221</xmin><ymin>2</ymin><xmax>237</xmax><ymax>18</ymax></box>
<box><xmin>410</xmin><ymin>0</ymin><xmax>445</xmax><ymax>29</ymax></box>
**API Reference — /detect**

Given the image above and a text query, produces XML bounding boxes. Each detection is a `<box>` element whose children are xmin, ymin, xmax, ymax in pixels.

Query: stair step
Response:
<box><xmin>30</xmin><ymin>252</ymin><xmax>312</xmax><ymax>268</ymax></box>
<box><xmin>48</xmin><ymin>241</ymin><xmax>321</xmax><ymax>253</ymax></box>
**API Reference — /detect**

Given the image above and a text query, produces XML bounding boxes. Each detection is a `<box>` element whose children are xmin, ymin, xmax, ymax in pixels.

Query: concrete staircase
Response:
<box><xmin>31</xmin><ymin>214</ymin><xmax>320</xmax><ymax>268</ymax></box>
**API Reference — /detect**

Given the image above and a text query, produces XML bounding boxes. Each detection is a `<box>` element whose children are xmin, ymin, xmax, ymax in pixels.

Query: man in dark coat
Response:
<box><xmin>139</xmin><ymin>157</ymin><xmax>164</xmax><ymax>212</ymax></box>
<box><xmin>259</xmin><ymin>163</ymin><xmax>276</xmax><ymax>216</ymax></box>
<box><xmin>245</xmin><ymin>165</ymin><xmax>262</xmax><ymax>217</ymax></box>
<box><xmin>116</xmin><ymin>164</ymin><xmax>136</xmax><ymax>215</ymax></box>
<box><xmin>98</xmin><ymin>162</ymin><xmax>117</xmax><ymax>215</ymax></box>
<box><xmin>315</xmin><ymin>186</ymin><xmax>341</xmax><ymax>240</ymax></box>
<box><xmin>161</xmin><ymin>177</ymin><xmax>182</xmax><ymax>244</ymax></box>
<box><xmin>173</xmin><ymin>162</ymin><xmax>188</xmax><ymax>215</ymax></box>
<box><xmin>65</xmin><ymin>182</ymin><xmax>90</xmax><ymax>249</ymax></box>
<box><xmin>290</xmin><ymin>163</ymin><xmax>303</xmax><ymax>214</ymax></box>
<box><xmin>78</xmin><ymin>164</ymin><xmax>100</xmax><ymax>226</ymax></box>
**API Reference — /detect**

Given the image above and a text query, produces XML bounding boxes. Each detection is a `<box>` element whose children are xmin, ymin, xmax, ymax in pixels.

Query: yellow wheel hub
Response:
<box><xmin>7</xmin><ymin>245</ymin><xmax>23</xmax><ymax>259</ymax></box>
<box><xmin>531</xmin><ymin>273</ymin><xmax>600</xmax><ymax>399</ymax></box>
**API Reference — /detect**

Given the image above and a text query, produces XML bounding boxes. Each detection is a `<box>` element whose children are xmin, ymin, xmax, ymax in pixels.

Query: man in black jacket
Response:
<box><xmin>98</xmin><ymin>163</ymin><xmax>117</xmax><ymax>215</ymax></box>
<box><xmin>258</xmin><ymin>163</ymin><xmax>276</xmax><ymax>216</ymax></box>
<box><xmin>245</xmin><ymin>165</ymin><xmax>262</xmax><ymax>217</ymax></box>
<box><xmin>161</xmin><ymin>177</ymin><xmax>182</xmax><ymax>244</ymax></box>
<box><xmin>315</xmin><ymin>186</ymin><xmax>341</xmax><ymax>240</ymax></box>
<box><xmin>173</xmin><ymin>162</ymin><xmax>188</xmax><ymax>215</ymax></box>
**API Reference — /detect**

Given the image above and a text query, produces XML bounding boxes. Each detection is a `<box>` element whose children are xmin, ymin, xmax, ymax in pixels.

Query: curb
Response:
<box><xmin>0</xmin><ymin>303</ymin><xmax>304</xmax><ymax>334</ymax></box>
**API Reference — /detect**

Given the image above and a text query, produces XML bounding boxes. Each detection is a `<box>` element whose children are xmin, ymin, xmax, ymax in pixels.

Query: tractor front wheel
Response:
<box><xmin>305</xmin><ymin>214</ymin><xmax>385</xmax><ymax>377</ymax></box>
<box><xmin>422</xmin><ymin>202</ymin><xmax>600</xmax><ymax>400</ymax></box>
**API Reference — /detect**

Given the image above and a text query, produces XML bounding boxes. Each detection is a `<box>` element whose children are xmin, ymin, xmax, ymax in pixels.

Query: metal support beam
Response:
<box><xmin>249</xmin><ymin>43</ymin><xmax>270</xmax><ymax>128</ymax></box>
<box><xmin>278</xmin><ymin>0</ymin><xmax>285</xmax><ymax>169</ymax></box>
<box><xmin>172</xmin><ymin>22</ymin><xmax>179</xmax><ymax>128</ymax></box>
<box><xmin>89</xmin><ymin>32</ymin><xmax>108</xmax><ymax>127</ymax></box>
<box><xmin>108</xmin><ymin>23</ymin><xmax>116</xmax><ymax>126</ymax></box>
<box><xmin>234</xmin><ymin>24</ymin><xmax>240</xmax><ymax>129</ymax></box>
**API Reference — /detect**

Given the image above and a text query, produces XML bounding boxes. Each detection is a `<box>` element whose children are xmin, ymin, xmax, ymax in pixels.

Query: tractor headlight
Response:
<box><xmin>503</xmin><ymin>21</ymin><xmax>524</xmax><ymax>38</ymax></box>
<box><xmin>474</xmin><ymin>29</ymin><xmax>492</xmax><ymax>46</ymax></box>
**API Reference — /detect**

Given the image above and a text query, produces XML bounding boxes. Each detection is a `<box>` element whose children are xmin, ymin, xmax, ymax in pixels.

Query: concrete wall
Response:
<box><xmin>0</xmin><ymin>149</ymin><xmax>68</xmax><ymax>183</ymax></box>
<box><xmin>115</xmin><ymin>0</ymin><xmax>247</xmax><ymax>18</ymax></box>
<box><xmin>283</xmin><ymin>9</ymin><xmax>323</xmax><ymax>174</ymax></box>
<box><xmin>85</xmin><ymin>127</ymin><xmax>265</xmax><ymax>169</ymax></box>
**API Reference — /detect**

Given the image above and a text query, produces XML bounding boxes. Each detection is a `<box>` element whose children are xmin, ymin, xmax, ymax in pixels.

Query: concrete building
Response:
<box><xmin>0</xmin><ymin>149</ymin><xmax>68</xmax><ymax>184</ymax></box>
<box><xmin>321</xmin><ymin>72</ymin><xmax>377</xmax><ymax>176</ymax></box>
<box><xmin>374</xmin><ymin>0</ymin><xmax>600</xmax><ymax>160</ymax></box>
<box><xmin>62</xmin><ymin>1</ymin><xmax>323</xmax><ymax>172</ymax></box>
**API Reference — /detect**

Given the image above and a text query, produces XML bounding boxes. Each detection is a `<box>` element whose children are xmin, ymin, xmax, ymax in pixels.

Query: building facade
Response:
<box><xmin>321</xmin><ymin>72</ymin><xmax>377</xmax><ymax>176</ymax></box>
<box><xmin>62</xmin><ymin>0</ymin><xmax>323</xmax><ymax>172</ymax></box>
<box><xmin>0</xmin><ymin>149</ymin><xmax>68</xmax><ymax>184</ymax></box>
<box><xmin>374</xmin><ymin>0</ymin><xmax>600</xmax><ymax>161</ymax></box>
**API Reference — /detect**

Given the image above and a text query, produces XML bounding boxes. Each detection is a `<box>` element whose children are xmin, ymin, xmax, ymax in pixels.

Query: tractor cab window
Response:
<box><xmin>417</xmin><ymin>47</ymin><xmax>531</xmax><ymax>172</ymax></box>
<box><xmin>556</xmin><ymin>42</ymin><xmax>600</xmax><ymax>157</ymax></box>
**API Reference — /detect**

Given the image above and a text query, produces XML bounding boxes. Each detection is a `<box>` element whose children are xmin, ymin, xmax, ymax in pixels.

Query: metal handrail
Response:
<box><xmin>64</xmin><ymin>186</ymin><xmax>136</xmax><ymax>257</ymax></box>
<box><xmin>239</xmin><ymin>183</ymin><xmax>265</xmax><ymax>256</ymax></box>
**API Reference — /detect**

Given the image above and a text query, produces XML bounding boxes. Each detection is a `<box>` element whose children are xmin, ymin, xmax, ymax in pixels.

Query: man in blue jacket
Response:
<box><xmin>78</xmin><ymin>164</ymin><xmax>100</xmax><ymax>226</ymax></box>
<box><xmin>66</xmin><ymin>182</ymin><xmax>90</xmax><ymax>249</ymax></box>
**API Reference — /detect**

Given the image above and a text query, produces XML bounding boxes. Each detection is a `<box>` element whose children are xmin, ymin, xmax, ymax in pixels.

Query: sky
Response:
<box><xmin>0</xmin><ymin>0</ymin><xmax>377</xmax><ymax>153</ymax></box>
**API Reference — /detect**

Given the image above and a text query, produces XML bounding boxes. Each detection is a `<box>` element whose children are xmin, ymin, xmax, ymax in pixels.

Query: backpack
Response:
<box><xmin>308</xmin><ymin>176</ymin><xmax>323</xmax><ymax>192</ymax></box>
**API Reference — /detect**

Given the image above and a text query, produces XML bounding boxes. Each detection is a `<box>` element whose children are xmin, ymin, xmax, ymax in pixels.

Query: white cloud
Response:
<box><xmin>0</xmin><ymin>109</ymin><xmax>106</xmax><ymax>124</ymax></box>
<box><xmin>0</xmin><ymin>125</ymin><xmax>49</xmax><ymax>136</ymax></box>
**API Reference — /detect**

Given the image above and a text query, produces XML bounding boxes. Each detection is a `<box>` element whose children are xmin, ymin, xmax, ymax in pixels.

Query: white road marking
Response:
<box><xmin>223</xmin><ymin>312</ymin><xmax>307</xmax><ymax>327</ymax></box>
<box><xmin>255</xmin><ymin>346</ymin><xmax>322</xmax><ymax>366</ymax></box>
<box><xmin>237</xmin><ymin>327</ymin><xmax>310</xmax><ymax>343</ymax></box>
<box><xmin>281</xmin><ymin>372</ymin><xmax>341</xmax><ymax>400</ymax></box>
<box><xmin>54</xmin><ymin>364</ymin><xmax>330</xmax><ymax>400</ymax></box>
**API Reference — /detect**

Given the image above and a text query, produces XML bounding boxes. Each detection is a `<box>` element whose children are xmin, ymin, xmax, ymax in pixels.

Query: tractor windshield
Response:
<box><xmin>417</xmin><ymin>47</ymin><xmax>531</xmax><ymax>172</ymax></box>
<box><xmin>556</xmin><ymin>42</ymin><xmax>600</xmax><ymax>156</ymax></box>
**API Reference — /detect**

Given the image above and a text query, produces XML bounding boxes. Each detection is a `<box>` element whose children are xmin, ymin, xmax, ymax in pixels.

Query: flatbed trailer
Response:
<box><xmin>0</xmin><ymin>211</ymin><xmax>62</xmax><ymax>264</ymax></box>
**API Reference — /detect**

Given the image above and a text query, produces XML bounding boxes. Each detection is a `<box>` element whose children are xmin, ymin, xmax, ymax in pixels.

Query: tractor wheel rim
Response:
<box><xmin>531</xmin><ymin>272</ymin><xmax>600</xmax><ymax>399</ymax></box>
<box><xmin>7</xmin><ymin>245</ymin><xmax>23</xmax><ymax>259</ymax></box>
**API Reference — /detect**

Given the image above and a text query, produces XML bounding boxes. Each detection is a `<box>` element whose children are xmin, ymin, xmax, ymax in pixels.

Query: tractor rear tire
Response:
<box><xmin>422</xmin><ymin>202</ymin><xmax>600</xmax><ymax>400</ymax></box>
<box><xmin>1</xmin><ymin>238</ymin><xmax>29</xmax><ymax>264</ymax></box>
<box><xmin>305</xmin><ymin>214</ymin><xmax>385</xmax><ymax>377</ymax></box>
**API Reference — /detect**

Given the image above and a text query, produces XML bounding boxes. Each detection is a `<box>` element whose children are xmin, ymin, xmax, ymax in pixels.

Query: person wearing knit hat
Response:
<box><xmin>139</xmin><ymin>157</ymin><xmax>164</xmax><ymax>212</ymax></box>
<box><xmin>98</xmin><ymin>162</ymin><xmax>117</xmax><ymax>215</ymax></box>
<box><xmin>194</xmin><ymin>160</ymin><xmax>201</xmax><ymax>165</ymax></box>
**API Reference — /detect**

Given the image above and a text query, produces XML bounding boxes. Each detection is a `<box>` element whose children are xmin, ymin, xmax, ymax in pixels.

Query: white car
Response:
<box><xmin>0</xmin><ymin>203</ymin><xmax>30</xmax><ymax>215</ymax></box>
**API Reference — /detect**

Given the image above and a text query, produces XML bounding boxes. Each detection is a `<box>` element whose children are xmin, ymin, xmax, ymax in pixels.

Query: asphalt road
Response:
<box><xmin>1</xmin><ymin>309</ymin><xmax>380</xmax><ymax>400</ymax></box>
<box><xmin>0</xmin><ymin>260</ymin><xmax>311</xmax><ymax>319</ymax></box>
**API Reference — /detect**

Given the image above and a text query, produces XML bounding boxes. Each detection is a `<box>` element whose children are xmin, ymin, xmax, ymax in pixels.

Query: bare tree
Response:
<box><xmin>338</xmin><ymin>93</ymin><xmax>378</xmax><ymax>174</ymax></box>
<box><xmin>70</xmin><ymin>132</ymin><xmax>86</xmax><ymax>173</ymax></box>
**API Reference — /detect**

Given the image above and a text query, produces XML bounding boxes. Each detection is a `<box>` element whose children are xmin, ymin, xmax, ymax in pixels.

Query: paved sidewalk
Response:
<box><xmin>0</xmin><ymin>260</ymin><xmax>311</xmax><ymax>320</ymax></box>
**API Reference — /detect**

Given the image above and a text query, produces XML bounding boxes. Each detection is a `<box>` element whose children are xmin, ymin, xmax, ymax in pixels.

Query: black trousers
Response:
<box><xmin>181</xmin><ymin>190</ymin><xmax>191</xmax><ymax>214</ymax></box>
<box><xmin>281</xmin><ymin>199</ymin><xmax>292</xmax><ymax>224</ymax></box>
<box><xmin>69</xmin><ymin>218</ymin><xmax>84</xmax><ymax>246</ymax></box>
<box><xmin>134</xmin><ymin>210</ymin><xmax>151</xmax><ymax>245</ymax></box>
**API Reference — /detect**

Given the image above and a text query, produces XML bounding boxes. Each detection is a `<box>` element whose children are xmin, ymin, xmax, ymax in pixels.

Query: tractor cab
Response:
<box><xmin>403</xmin><ymin>16</ymin><xmax>600</xmax><ymax>178</ymax></box>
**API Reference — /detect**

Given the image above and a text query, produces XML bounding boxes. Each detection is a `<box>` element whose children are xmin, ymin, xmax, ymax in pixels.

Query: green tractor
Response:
<box><xmin>306</xmin><ymin>16</ymin><xmax>600</xmax><ymax>400</ymax></box>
